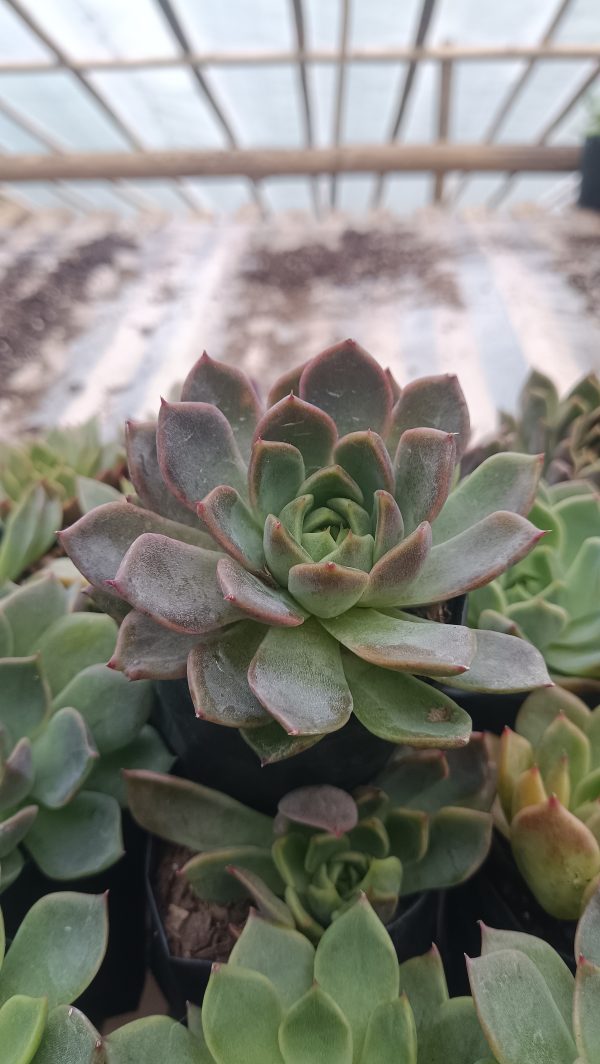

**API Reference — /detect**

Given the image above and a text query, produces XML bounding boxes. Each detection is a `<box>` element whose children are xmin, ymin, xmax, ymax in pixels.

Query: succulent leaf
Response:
<box><xmin>157</xmin><ymin>400</ymin><xmax>247</xmax><ymax>509</ymax></box>
<box><xmin>393</xmin><ymin>428</ymin><xmax>456</xmax><ymax>534</ymax></box>
<box><xmin>181</xmin><ymin>352</ymin><xmax>261</xmax><ymax>459</ymax></box>
<box><xmin>248</xmin><ymin>440</ymin><xmax>306</xmax><ymax>521</ymax></box>
<box><xmin>126</xmin><ymin>419</ymin><xmax>201</xmax><ymax>526</ymax></box>
<box><xmin>299</xmin><ymin>339</ymin><xmax>393</xmax><ymax>438</ymax></box>
<box><xmin>253</xmin><ymin>394</ymin><xmax>337</xmax><ymax>472</ymax></box>
<box><xmin>109</xmin><ymin>609</ymin><xmax>198</xmax><ymax>680</ymax></box>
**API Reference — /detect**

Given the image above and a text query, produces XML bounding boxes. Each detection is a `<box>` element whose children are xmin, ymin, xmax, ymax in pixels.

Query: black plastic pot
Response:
<box><xmin>437</xmin><ymin>831</ymin><xmax>576</xmax><ymax>997</ymax></box>
<box><xmin>0</xmin><ymin>814</ymin><xmax>147</xmax><ymax>1027</ymax></box>
<box><xmin>145</xmin><ymin>836</ymin><xmax>440</xmax><ymax>1020</ymax></box>
<box><xmin>153</xmin><ymin>680</ymin><xmax>394</xmax><ymax>815</ymax></box>
<box><xmin>579</xmin><ymin>135</ymin><xmax>600</xmax><ymax>211</ymax></box>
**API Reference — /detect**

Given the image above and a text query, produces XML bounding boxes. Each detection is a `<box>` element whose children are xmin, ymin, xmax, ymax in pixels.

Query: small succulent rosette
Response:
<box><xmin>63</xmin><ymin>341</ymin><xmax>551</xmax><ymax>761</ymax></box>
<box><xmin>497</xmin><ymin>686</ymin><xmax>600</xmax><ymax>919</ymax></box>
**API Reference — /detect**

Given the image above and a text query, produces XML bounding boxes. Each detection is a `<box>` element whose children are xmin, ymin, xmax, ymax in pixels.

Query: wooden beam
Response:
<box><xmin>1</xmin><ymin>45</ymin><xmax>600</xmax><ymax>75</ymax></box>
<box><xmin>0</xmin><ymin>144</ymin><xmax>580</xmax><ymax>182</ymax></box>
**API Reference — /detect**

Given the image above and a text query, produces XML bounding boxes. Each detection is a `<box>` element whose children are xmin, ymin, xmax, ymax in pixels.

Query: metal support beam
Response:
<box><xmin>291</xmin><ymin>0</ymin><xmax>319</xmax><ymax>216</ymax></box>
<box><xmin>433</xmin><ymin>55</ymin><xmax>453</xmax><ymax>203</ymax></box>
<box><xmin>330</xmin><ymin>0</ymin><xmax>350</xmax><ymax>209</ymax></box>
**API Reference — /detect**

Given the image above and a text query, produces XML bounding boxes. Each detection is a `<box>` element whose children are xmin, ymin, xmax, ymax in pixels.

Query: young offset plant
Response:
<box><xmin>105</xmin><ymin>896</ymin><xmax>490</xmax><ymax>1064</ymax></box>
<box><xmin>127</xmin><ymin>736</ymin><xmax>494</xmax><ymax>942</ymax></box>
<box><xmin>0</xmin><ymin>419</ymin><xmax>124</xmax><ymax>587</ymax></box>
<box><xmin>0</xmin><ymin>891</ymin><xmax>108</xmax><ymax>1064</ymax></box>
<box><xmin>63</xmin><ymin>342</ymin><xmax>550</xmax><ymax>761</ymax></box>
<box><xmin>497</xmin><ymin>686</ymin><xmax>600</xmax><ymax>919</ymax></box>
<box><xmin>469</xmin><ymin>883</ymin><xmax>600</xmax><ymax>1064</ymax></box>
<box><xmin>462</xmin><ymin>368</ymin><xmax>600</xmax><ymax>489</ymax></box>
<box><xmin>0</xmin><ymin>573</ymin><xmax>172</xmax><ymax>889</ymax></box>
<box><xmin>469</xmin><ymin>480</ymin><xmax>600</xmax><ymax>682</ymax></box>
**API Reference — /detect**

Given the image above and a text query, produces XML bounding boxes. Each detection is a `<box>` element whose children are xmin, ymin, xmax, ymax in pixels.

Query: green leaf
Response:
<box><xmin>25</xmin><ymin>792</ymin><xmax>123</xmax><ymax>880</ymax></box>
<box><xmin>0</xmin><ymin>611</ymin><xmax>13</xmax><ymax>656</ymax></box>
<box><xmin>575</xmin><ymin>884</ymin><xmax>600</xmax><ymax>966</ymax></box>
<box><xmin>248</xmin><ymin>619</ymin><xmax>353</xmax><ymax>735</ymax></box>
<box><xmin>398</xmin><ymin>513</ymin><xmax>542</xmax><ymax>607</ymax></box>
<box><xmin>0</xmin><ymin>849</ymin><xmax>24</xmax><ymax>890</ymax></box>
<box><xmin>241</xmin><ymin>721</ymin><xmax>323</xmax><ymax>765</ymax></box>
<box><xmin>85</xmin><ymin>725</ymin><xmax>173</xmax><ymax>807</ymax></box>
<box><xmin>36</xmin><ymin>613</ymin><xmax>117</xmax><ymax>697</ymax></box>
<box><xmin>398</xmin><ymin>945</ymin><xmax>449</xmax><ymax>1036</ymax></box>
<box><xmin>125</xmin><ymin>771</ymin><xmax>273</xmax><ymax>851</ymax></box>
<box><xmin>76</xmin><ymin>476</ymin><xmax>122</xmax><ymax>514</ymax></box>
<box><xmin>360</xmin><ymin>996</ymin><xmax>417</xmax><ymax>1064</ymax></box>
<box><xmin>109</xmin><ymin>609</ymin><xmax>198</xmax><ymax>680</ymax></box>
<box><xmin>288</xmin><ymin>562</ymin><xmax>368</xmax><ymax>619</ymax></box>
<box><xmin>0</xmin><ymin>995</ymin><xmax>47</xmax><ymax>1064</ymax></box>
<box><xmin>360</xmin><ymin>523</ymin><xmax>432</xmax><ymax>609</ymax></box>
<box><xmin>187</xmin><ymin>622</ymin><xmax>271</xmax><ymax>728</ymax></box>
<box><xmin>393</xmin><ymin>428</ymin><xmax>456</xmax><ymax>535</ymax></box>
<box><xmin>0</xmin><ymin>657</ymin><xmax>51</xmax><ymax>746</ymax></box>
<box><xmin>0</xmin><ymin>739</ymin><xmax>34</xmax><ymax>812</ymax></box>
<box><xmin>248</xmin><ymin>440</ymin><xmax>306</xmax><ymax>521</ymax></box>
<box><xmin>314</xmin><ymin>898</ymin><xmax>399</xmax><ymax>1060</ymax></box>
<box><xmin>401</xmin><ymin>808</ymin><xmax>491</xmax><ymax>894</ymax></box>
<box><xmin>267</xmin><ymin>363</ymin><xmax>308</xmax><ymax>407</ymax></box>
<box><xmin>299</xmin><ymin>465</ymin><xmax>364</xmax><ymax>508</ymax></box>
<box><xmin>0</xmin><ymin>486</ymin><xmax>58</xmax><ymax>584</ymax></box>
<box><xmin>299</xmin><ymin>339</ymin><xmax>393</xmax><ymax>437</ymax></box>
<box><xmin>0</xmin><ymin>807</ymin><xmax>38</xmax><ymax>860</ymax></box>
<box><xmin>228</xmin><ymin>864</ymin><xmax>294</xmax><ymax>926</ymax></box>
<box><xmin>511</xmin><ymin>798</ymin><xmax>600</xmax><ymax>919</ymax></box>
<box><xmin>254</xmin><ymin>394</ymin><xmax>336</xmax><ymax>473</ymax></box>
<box><xmin>505</xmin><ymin>598</ymin><xmax>567</xmax><ymax>652</ymax></box>
<box><xmin>279</xmin><ymin>985</ymin><xmax>353</xmax><ymax>1064</ymax></box>
<box><xmin>0</xmin><ymin>892</ymin><xmax>107</xmax><ymax>1008</ymax></box>
<box><xmin>372</xmin><ymin>490</ymin><xmax>404</xmax><ymax>562</ymax></box>
<box><xmin>468</xmin><ymin>950</ymin><xmax>577</xmax><ymax>1064</ymax></box>
<box><xmin>182</xmin><ymin>847</ymin><xmax>280</xmax><ymax>904</ymax></box>
<box><xmin>374</xmin><ymin>750</ymin><xmax>448</xmax><ymax>806</ymax></box>
<box><xmin>112</xmin><ymin>535</ymin><xmax>241</xmax><ymax>635</ymax></box>
<box><xmin>125</xmin><ymin>420</ymin><xmax>202</xmax><ymax>526</ymax></box>
<box><xmin>52</xmin><ymin>664</ymin><xmax>152</xmax><ymax>755</ymax></box>
<box><xmin>334</xmin><ymin>431</ymin><xmax>394</xmax><ymax>502</ymax></box>
<box><xmin>387</xmin><ymin>373</ymin><xmax>470</xmax><ymax>459</ymax></box>
<box><xmin>32</xmin><ymin>1005</ymin><xmax>104</xmax><ymax>1063</ymax></box>
<box><xmin>432</xmin><ymin>453</ymin><xmax>541</xmax><ymax>544</ymax></box>
<box><xmin>344</xmin><ymin>653</ymin><xmax>471</xmax><ymax>746</ymax></box>
<box><xmin>0</xmin><ymin>576</ymin><xmax>67</xmax><ymax>657</ymax></box>
<box><xmin>105</xmin><ymin>1015</ymin><xmax>206</xmax><ymax>1063</ymax></box>
<box><xmin>203</xmin><ymin>965</ymin><xmax>284</xmax><ymax>1064</ymax></box>
<box><xmin>198</xmin><ymin>486</ymin><xmax>265</xmax><ymax>573</ymax></box>
<box><xmin>263</xmin><ymin>514</ymin><xmax>312</xmax><ymax>587</ymax></box>
<box><xmin>480</xmin><ymin>925</ymin><xmax>574</xmax><ymax>1030</ymax></box>
<box><xmin>439</xmin><ymin>629</ymin><xmax>552</xmax><ymax>692</ymax></box>
<box><xmin>181</xmin><ymin>351</ymin><xmax>261</xmax><ymax>459</ymax></box>
<box><xmin>157</xmin><ymin>399</ymin><xmax>246</xmax><ymax>507</ymax></box>
<box><xmin>555</xmin><ymin>494</ymin><xmax>600</xmax><ymax>568</ymax></box>
<box><xmin>31</xmin><ymin>708</ymin><xmax>97</xmax><ymax>809</ymax></box>
<box><xmin>385</xmin><ymin>809</ymin><xmax>428</xmax><ymax>863</ymax></box>
<box><xmin>229</xmin><ymin>911</ymin><xmax>315</xmax><ymax>1009</ymax></box>
<box><xmin>216</xmin><ymin>558</ymin><xmax>305</xmax><ymax>627</ymax></box>
<box><xmin>574</xmin><ymin>959</ymin><xmax>600</xmax><ymax>1063</ymax></box>
<box><xmin>321</xmin><ymin>609</ymin><xmax>475</xmax><ymax>677</ymax></box>
<box><xmin>60</xmin><ymin>500</ymin><xmax>213</xmax><ymax>594</ymax></box>
<box><xmin>279</xmin><ymin>786</ymin><xmax>358</xmax><ymax>835</ymax></box>
<box><xmin>418</xmin><ymin>997</ymin><xmax>490</xmax><ymax>1064</ymax></box>
<box><xmin>322</xmin><ymin>531</ymin><xmax>374</xmax><ymax>571</ymax></box>
<box><xmin>537</xmin><ymin>714</ymin><xmax>590</xmax><ymax>794</ymax></box>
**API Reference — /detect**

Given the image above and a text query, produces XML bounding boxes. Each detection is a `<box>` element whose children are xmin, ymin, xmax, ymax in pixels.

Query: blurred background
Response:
<box><xmin>0</xmin><ymin>0</ymin><xmax>599</xmax><ymax>442</ymax></box>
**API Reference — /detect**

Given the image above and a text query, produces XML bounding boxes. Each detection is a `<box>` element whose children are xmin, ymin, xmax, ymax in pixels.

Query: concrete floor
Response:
<box><xmin>1</xmin><ymin>205</ymin><xmax>599</xmax><ymax>444</ymax></box>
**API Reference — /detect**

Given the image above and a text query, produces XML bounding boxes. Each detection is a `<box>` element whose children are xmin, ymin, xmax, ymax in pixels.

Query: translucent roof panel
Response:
<box><xmin>0</xmin><ymin>0</ymin><xmax>597</xmax><ymax>216</ymax></box>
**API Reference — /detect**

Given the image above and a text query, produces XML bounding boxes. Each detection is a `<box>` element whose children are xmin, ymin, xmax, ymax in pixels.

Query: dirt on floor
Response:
<box><xmin>155</xmin><ymin>843</ymin><xmax>251</xmax><ymax>962</ymax></box>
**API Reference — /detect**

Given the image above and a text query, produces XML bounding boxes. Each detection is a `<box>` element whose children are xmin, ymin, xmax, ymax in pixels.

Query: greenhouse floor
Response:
<box><xmin>1</xmin><ymin>205</ymin><xmax>599</xmax><ymax>442</ymax></box>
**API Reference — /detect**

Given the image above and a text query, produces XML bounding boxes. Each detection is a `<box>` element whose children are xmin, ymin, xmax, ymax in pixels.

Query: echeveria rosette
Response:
<box><xmin>62</xmin><ymin>341</ymin><xmax>551</xmax><ymax>762</ymax></box>
<box><xmin>0</xmin><ymin>573</ymin><xmax>172</xmax><ymax>889</ymax></box>
<box><xmin>468</xmin><ymin>884</ymin><xmax>600</xmax><ymax>1064</ymax></box>
<box><xmin>496</xmin><ymin>686</ymin><xmax>600</xmax><ymax>919</ymax></box>
<box><xmin>126</xmin><ymin>735</ymin><xmax>494</xmax><ymax>942</ymax></box>
<box><xmin>105</xmin><ymin>897</ymin><xmax>490</xmax><ymax>1064</ymax></box>
<box><xmin>469</xmin><ymin>479</ymin><xmax>600</xmax><ymax>684</ymax></box>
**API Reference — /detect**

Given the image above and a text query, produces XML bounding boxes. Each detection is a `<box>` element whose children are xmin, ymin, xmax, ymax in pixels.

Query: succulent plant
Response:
<box><xmin>105</xmin><ymin>897</ymin><xmax>489</xmax><ymax>1064</ymax></box>
<box><xmin>0</xmin><ymin>417</ymin><xmax>124</xmax><ymax>516</ymax></box>
<box><xmin>0</xmin><ymin>419</ymin><xmax>124</xmax><ymax>589</ymax></box>
<box><xmin>497</xmin><ymin>686</ymin><xmax>600</xmax><ymax>919</ymax></box>
<box><xmin>62</xmin><ymin>342</ymin><xmax>550</xmax><ymax>762</ymax></box>
<box><xmin>469</xmin><ymin>480</ymin><xmax>600</xmax><ymax>682</ymax></box>
<box><xmin>0</xmin><ymin>891</ymin><xmax>107</xmax><ymax>1064</ymax></box>
<box><xmin>462</xmin><ymin>369</ymin><xmax>600</xmax><ymax>490</ymax></box>
<box><xmin>469</xmin><ymin>883</ymin><xmax>600</xmax><ymax>1064</ymax></box>
<box><xmin>0</xmin><ymin>572</ymin><xmax>172</xmax><ymax>889</ymax></box>
<box><xmin>127</xmin><ymin>736</ymin><xmax>494</xmax><ymax>942</ymax></box>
